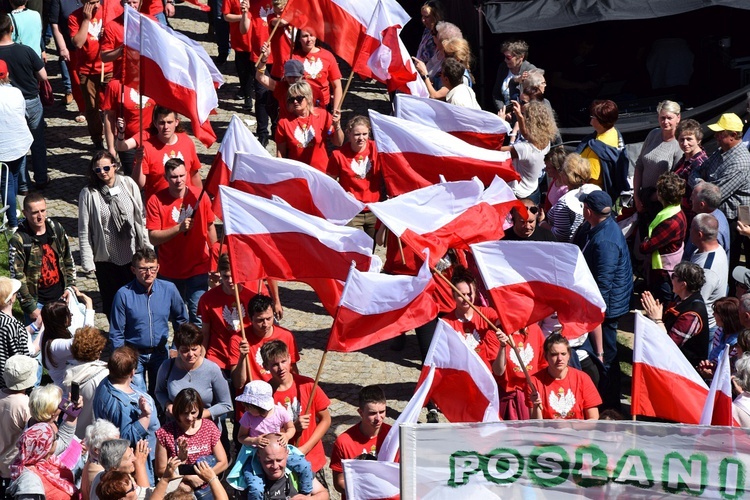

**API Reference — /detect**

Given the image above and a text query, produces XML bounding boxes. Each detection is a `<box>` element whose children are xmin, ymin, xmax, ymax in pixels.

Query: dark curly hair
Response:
<box><xmin>656</xmin><ymin>172</ymin><xmax>685</xmax><ymax>207</ymax></box>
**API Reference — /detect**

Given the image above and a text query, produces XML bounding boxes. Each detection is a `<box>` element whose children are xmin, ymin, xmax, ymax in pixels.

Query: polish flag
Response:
<box><xmin>204</xmin><ymin>115</ymin><xmax>269</xmax><ymax>215</ymax></box>
<box><xmin>123</xmin><ymin>6</ymin><xmax>217</xmax><ymax>146</ymax></box>
<box><xmin>342</xmin><ymin>460</ymin><xmax>400</xmax><ymax>500</ymax></box>
<box><xmin>378</xmin><ymin>364</ymin><xmax>435</xmax><ymax>463</ymax></box>
<box><xmin>368</xmin><ymin>110</ymin><xmax>518</xmax><ymax>196</ymax></box>
<box><xmin>219</xmin><ymin>186</ymin><xmax>379</xmax><ymax>285</ymax></box>
<box><xmin>367</xmin><ymin>179</ymin><xmax>506</xmax><ymax>267</ymax></box>
<box><xmin>327</xmin><ymin>252</ymin><xmax>437</xmax><ymax>352</ymax></box>
<box><xmin>700</xmin><ymin>345</ymin><xmax>736</xmax><ymax>426</ymax></box>
<box><xmin>395</xmin><ymin>94</ymin><xmax>510</xmax><ymax>150</ymax></box>
<box><xmin>418</xmin><ymin>319</ymin><xmax>501</xmax><ymax>423</ymax></box>
<box><xmin>230</xmin><ymin>152</ymin><xmax>365</xmax><ymax>226</ymax></box>
<box><xmin>163</xmin><ymin>25</ymin><xmax>224</xmax><ymax>88</ymax></box>
<box><xmin>470</xmin><ymin>241</ymin><xmax>606</xmax><ymax>336</ymax></box>
<box><xmin>631</xmin><ymin>312</ymin><xmax>708</xmax><ymax>424</ymax></box>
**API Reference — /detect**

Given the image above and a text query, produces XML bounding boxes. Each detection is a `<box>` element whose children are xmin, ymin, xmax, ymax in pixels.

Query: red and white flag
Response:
<box><xmin>631</xmin><ymin>311</ymin><xmax>708</xmax><ymax>424</ymax></box>
<box><xmin>700</xmin><ymin>344</ymin><xmax>736</xmax><ymax>426</ymax></box>
<box><xmin>230</xmin><ymin>152</ymin><xmax>365</xmax><ymax>226</ymax></box>
<box><xmin>395</xmin><ymin>94</ymin><xmax>510</xmax><ymax>150</ymax></box>
<box><xmin>123</xmin><ymin>6</ymin><xmax>217</xmax><ymax>146</ymax></box>
<box><xmin>368</xmin><ymin>179</ymin><xmax>506</xmax><ymax>266</ymax></box>
<box><xmin>219</xmin><ymin>186</ymin><xmax>379</xmax><ymax>284</ymax></box>
<box><xmin>471</xmin><ymin>241</ymin><xmax>606</xmax><ymax>336</ymax></box>
<box><xmin>342</xmin><ymin>460</ymin><xmax>400</xmax><ymax>500</ymax></box>
<box><xmin>369</xmin><ymin>110</ymin><xmax>518</xmax><ymax>196</ymax></box>
<box><xmin>418</xmin><ymin>319</ymin><xmax>501</xmax><ymax>423</ymax></box>
<box><xmin>204</xmin><ymin>115</ymin><xmax>269</xmax><ymax>214</ymax></box>
<box><xmin>327</xmin><ymin>252</ymin><xmax>437</xmax><ymax>352</ymax></box>
<box><xmin>163</xmin><ymin>24</ymin><xmax>224</xmax><ymax>88</ymax></box>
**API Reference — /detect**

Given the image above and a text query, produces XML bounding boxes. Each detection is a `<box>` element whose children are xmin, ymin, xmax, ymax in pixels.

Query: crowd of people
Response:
<box><xmin>2</xmin><ymin>0</ymin><xmax>750</xmax><ymax>497</ymax></box>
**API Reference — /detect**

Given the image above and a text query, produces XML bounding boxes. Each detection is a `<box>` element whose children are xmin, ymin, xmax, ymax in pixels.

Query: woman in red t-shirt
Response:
<box><xmin>528</xmin><ymin>333</ymin><xmax>601</xmax><ymax>420</ymax></box>
<box><xmin>275</xmin><ymin>81</ymin><xmax>344</xmax><ymax>172</ymax></box>
<box><xmin>292</xmin><ymin>30</ymin><xmax>342</xmax><ymax>110</ymax></box>
<box><xmin>327</xmin><ymin>115</ymin><xmax>383</xmax><ymax>240</ymax></box>
<box><xmin>493</xmin><ymin>325</ymin><xmax>547</xmax><ymax>420</ymax></box>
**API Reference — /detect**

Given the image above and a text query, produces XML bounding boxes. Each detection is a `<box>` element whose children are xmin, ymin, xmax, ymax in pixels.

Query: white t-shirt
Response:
<box><xmin>690</xmin><ymin>248</ymin><xmax>729</xmax><ymax>329</ymax></box>
<box><xmin>510</xmin><ymin>140</ymin><xmax>550</xmax><ymax>198</ymax></box>
<box><xmin>445</xmin><ymin>84</ymin><xmax>481</xmax><ymax>110</ymax></box>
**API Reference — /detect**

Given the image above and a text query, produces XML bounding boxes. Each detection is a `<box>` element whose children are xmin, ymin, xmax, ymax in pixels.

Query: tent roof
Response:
<box><xmin>480</xmin><ymin>0</ymin><xmax>750</xmax><ymax>33</ymax></box>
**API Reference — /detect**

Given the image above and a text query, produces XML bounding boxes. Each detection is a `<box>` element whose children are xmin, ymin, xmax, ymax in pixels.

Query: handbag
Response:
<box><xmin>39</xmin><ymin>79</ymin><xmax>54</xmax><ymax>106</ymax></box>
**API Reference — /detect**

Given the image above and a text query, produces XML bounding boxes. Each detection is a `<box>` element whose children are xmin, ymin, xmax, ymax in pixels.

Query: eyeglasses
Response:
<box><xmin>287</xmin><ymin>95</ymin><xmax>305</xmax><ymax>104</ymax></box>
<box><xmin>136</xmin><ymin>266</ymin><xmax>158</xmax><ymax>274</ymax></box>
<box><xmin>94</xmin><ymin>165</ymin><xmax>112</xmax><ymax>174</ymax></box>
<box><xmin>125</xmin><ymin>482</ymin><xmax>136</xmax><ymax>495</ymax></box>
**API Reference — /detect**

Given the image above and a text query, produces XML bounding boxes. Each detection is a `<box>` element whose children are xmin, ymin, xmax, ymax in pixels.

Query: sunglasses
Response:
<box><xmin>94</xmin><ymin>165</ymin><xmax>112</xmax><ymax>174</ymax></box>
<box><xmin>527</xmin><ymin>206</ymin><xmax>539</xmax><ymax>214</ymax></box>
<box><xmin>287</xmin><ymin>95</ymin><xmax>305</xmax><ymax>104</ymax></box>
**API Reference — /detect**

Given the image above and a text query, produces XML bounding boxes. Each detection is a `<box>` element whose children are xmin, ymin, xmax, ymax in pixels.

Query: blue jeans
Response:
<box><xmin>59</xmin><ymin>58</ymin><xmax>72</xmax><ymax>94</ymax></box>
<box><xmin>133</xmin><ymin>347</ymin><xmax>168</xmax><ymax>396</ymax></box>
<box><xmin>1</xmin><ymin>157</ymin><xmax>22</xmax><ymax>227</ymax></box>
<box><xmin>20</xmin><ymin>97</ymin><xmax>48</xmax><ymax>188</ymax></box>
<box><xmin>155</xmin><ymin>11</ymin><xmax>167</xmax><ymax>26</ymax></box>
<box><xmin>163</xmin><ymin>274</ymin><xmax>207</xmax><ymax>327</ymax></box>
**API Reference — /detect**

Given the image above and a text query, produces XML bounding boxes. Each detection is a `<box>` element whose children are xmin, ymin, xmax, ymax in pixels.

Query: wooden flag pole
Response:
<box><xmin>337</xmin><ymin>71</ymin><xmax>356</xmax><ymax>112</ymax></box>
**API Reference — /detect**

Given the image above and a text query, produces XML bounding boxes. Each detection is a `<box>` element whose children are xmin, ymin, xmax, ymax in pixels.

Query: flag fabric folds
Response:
<box><xmin>342</xmin><ymin>460</ymin><xmax>400</xmax><ymax>500</ymax></box>
<box><xmin>631</xmin><ymin>311</ymin><xmax>709</xmax><ymax>424</ymax></box>
<box><xmin>368</xmin><ymin>110</ymin><xmax>518</xmax><ymax>196</ymax></box>
<box><xmin>470</xmin><ymin>240</ymin><xmax>606</xmax><ymax>336</ymax></box>
<box><xmin>367</xmin><ymin>179</ymin><xmax>505</xmax><ymax>266</ymax></box>
<box><xmin>123</xmin><ymin>6</ymin><xmax>218</xmax><ymax>146</ymax></box>
<box><xmin>418</xmin><ymin>320</ymin><xmax>501</xmax><ymax>423</ymax></box>
<box><xmin>700</xmin><ymin>345</ymin><xmax>736</xmax><ymax>426</ymax></box>
<box><xmin>230</xmin><ymin>152</ymin><xmax>365</xmax><ymax>226</ymax></box>
<box><xmin>219</xmin><ymin>186</ymin><xmax>378</xmax><ymax>285</ymax></box>
<box><xmin>394</xmin><ymin>94</ymin><xmax>510</xmax><ymax>149</ymax></box>
<box><xmin>327</xmin><ymin>252</ymin><xmax>437</xmax><ymax>352</ymax></box>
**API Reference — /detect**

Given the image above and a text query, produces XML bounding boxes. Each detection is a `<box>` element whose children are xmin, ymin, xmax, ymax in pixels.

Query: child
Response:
<box><xmin>236</xmin><ymin>380</ymin><xmax>313</xmax><ymax>499</ymax></box>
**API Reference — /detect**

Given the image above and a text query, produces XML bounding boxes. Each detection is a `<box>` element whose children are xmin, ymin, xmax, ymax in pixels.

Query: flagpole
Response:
<box><xmin>630</xmin><ymin>331</ymin><xmax>640</xmax><ymax>422</ymax></box>
<box><xmin>137</xmin><ymin>8</ymin><xmax>144</xmax><ymax>153</ymax></box>
<box><xmin>338</xmin><ymin>71</ymin><xmax>355</xmax><ymax>113</ymax></box>
<box><xmin>226</xmin><ymin>231</ymin><xmax>253</xmax><ymax>383</ymax></box>
<box><xmin>430</xmin><ymin>267</ymin><xmax>540</xmax><ymax>408</ymax></box>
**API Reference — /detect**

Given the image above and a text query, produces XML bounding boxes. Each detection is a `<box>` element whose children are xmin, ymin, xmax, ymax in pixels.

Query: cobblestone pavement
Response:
<box><xmin>34</xmin><ymin>4</ymin><xmax>423</xmax><ymax>495</ymax></box>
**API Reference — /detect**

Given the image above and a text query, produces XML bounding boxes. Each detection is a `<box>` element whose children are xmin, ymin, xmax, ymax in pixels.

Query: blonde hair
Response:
<box><xmin>523</xmin><ymin>101</ymin><xmax>558</xmax><ymax>150</ymax></box>
<box><xmin>287</xmin><ymin>80</ymin><xmax>314</xmax><ymax>114</ymax></box>
<box><xmin>435</xmin><ymin>21</ymin><xmax>461</xmax><ymax>44</ymax></box>
<box><xmin>29</xmin><ymin>384</ymin><xmax>63</xmax><ymax>422</ymax></box>
<box><xmin>657</xmin><ymin>100</ymin><xmax>681</xmax><ymax>116</ymax></box>
<box><xmin>561</xmin><ymin>153</ymin><xmax>591</xmax><ymax>189</ymax></box>
<box><xmin>442</xmin><ymin>37</ymin><xmax>473</xmax><ymax>69</ymax></box>
<box><xmin>345</xmin><ymin>115</ymin><xmax>370</xmax><ymax>134</ymax></box>
<box><xmin>0</xmin><ymin>277</ymin><xmax>14</xmax><ymax>305</ymax></box>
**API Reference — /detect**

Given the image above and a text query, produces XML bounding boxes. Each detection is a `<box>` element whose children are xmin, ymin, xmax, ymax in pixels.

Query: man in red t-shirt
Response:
<box><xmin>146</xmin><ymin>158</ymin><xmax>217</xmax><ymax>326</ymax></box>
<box><xmin>260</xmin><ymin>340</ymin><xmax>331</xmax><ymax>477</ymax></box>
<box><xmin>330</xmin><ymin>385</ymin><xmax>391</xmax><ymax>499</ymax></box>
<box><xmin>69</xmin><ymin>0</ymin><xmax>113</xmax><ymax>150</ymax></box>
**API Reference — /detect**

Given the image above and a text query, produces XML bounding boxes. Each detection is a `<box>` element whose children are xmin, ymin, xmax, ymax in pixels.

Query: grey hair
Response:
<box><xmin>84</xmin><ymin>420</ymin><xmax>121</xmax><ymax>460</ymax></box>
<box><xmin>740</xmin><ymin>294</ymin><xmax>750</xmax><ymax>315</ymax></box>
<box><xmin>657</xmin><ymin>99</ymin><xmax>681</xmax><ymax>115</ymax></box>
<box><xmin>435</xmin><ymin>21</ymin><xmax>461</xmax><ymax>43</ymax></box>
<box><xmin>693</xmin><ymin>182</ymin><xmax>721</xmax><ymax>210</ymax></box>
<box><xmin>99</xmin><ymin>439</ymin><xmax>131</xmax><ymax>470</ymax></box>
<box><xmin>692</xmin><ymin>213</ymin><xmax>718</xmax><ymax>241</ymax></box>
<box><xmin>734</xmin><ymin>354</ymin><xmax>750</xmax><ymax>392</ymax></box>
<box><xmin>524</xmin><ymin>68</ymin><xmax>546</xmax><ymax>88</ymax></box>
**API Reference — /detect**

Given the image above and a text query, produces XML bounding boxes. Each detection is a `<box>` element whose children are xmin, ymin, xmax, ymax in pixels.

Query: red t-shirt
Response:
<box><xmin>275</xmin><ymin>109</ymin><xmax>334</xmax><ymax>173</ymax></box>
<box><xmin>101</xmin><ymin>79</ymin><xmax>155</xmax><ymax>138</ymax></box>
<box><xmin>327</xmin><ymin>140</ymin><xmax>382</xmax><ymax>204</ymax></box>
<box><xmin>198</xmin><ymin>285</ymin><xmax>262</xmax><ymax>370</ymax></box>
<box><xmin>222</xmin><ymin>0</ymin><xmax>251</xmax><ymax>52</ymax></box>
<box><xmin>99</xmin><ymin>17</ymin><xmax>123</xmax><ymax>77</ymax></box>
<box><xmin>330</xmin><ymin>423</ymin><xmax>391</xmax><ymax>473</ymax></box>
<box><xmin>68</xmin><ymin>6</ymin><xmax>113</xmax><ymax>75</ymax></box>
<box><xmin>267</xmin><ymin>14</ymin><xmax>293</xmax><ymax>79</ymax></box>
<box><xmin>246</xmin><ymin>326</ymin><xmax>300</xmax><ymax>382</ymax></box>
<box><xmin>292</xmin><ymin>48</ymin><xmax>341</xmax><ymax>108</ymax></box>
<box><xmin>145</xmin><ymin>186</ymin><xmax>214</xmax><ymax>279</ymax></box>
<box><xmin>497</xmin><ymin>324</ymin><xmax>547</xmax><ymax>393</ymax></box>
<box><xmin>442</xmin><ymin>306</ymin><xmax>502</xmax><ymax>370</ymax></box>
<box><xmin>273</xmin><ymin>374</ymin><xmax>331</xmax><ymax>472</ymax></box>
<box><xmin>248</xmin><ymin>0</ymin><xmax>273</xmax><ymax>61</ymax></box>
<box><xmin>155</xmin><ymin>419</ymin><xmax>220</xmax><ymax>464</ymax></box>
<box><xmin>140</xmin><ymin>0</ymin><xmax>164</xmax><ymax>18</ymax></box>
<box><xmin>527</xmin><ymin>367</ymin><xmax>602</xmax><ymax>419</ymax></box>
<box><xmin>140</xmin><ymin>132</ymin><xmax>202</xmax><ymax>200</ymax></box>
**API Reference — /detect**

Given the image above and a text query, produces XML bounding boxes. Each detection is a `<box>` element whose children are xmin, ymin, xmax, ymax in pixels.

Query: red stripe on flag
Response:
<box><xmin>449</xmin><ymin>131</ymin><xmax>507</xmax><ymax>151</ymax></box>
<box><xmin>417</xmin><ymin>366</ymin><xmax>493</xmax><ymax>423</ymax></box>
<box><xmin>205</xmin><ymin>151</ymin><xmax>228</xmax><ymax>216</ymax></box>
<box><xmin>231</xmin><ymin>178</ymin><xmax>327</xmax><ymax>219</ymax></box>
<box><xmin>631</xmin><ymin>362</ymin><xmax>707</xmax><ymax>424</ymax></box>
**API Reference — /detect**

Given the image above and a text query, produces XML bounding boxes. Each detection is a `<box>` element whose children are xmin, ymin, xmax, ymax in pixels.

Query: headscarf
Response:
<box><xmin>11</xmin><ymin>423</ymin><xmax>78</xmax><ymax>497</ymax></box>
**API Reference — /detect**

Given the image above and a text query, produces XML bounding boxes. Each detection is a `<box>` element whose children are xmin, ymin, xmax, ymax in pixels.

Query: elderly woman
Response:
<box><xmin>733</xmin><ymin>355</ymin><xmax>750</xmax><ymax>427</ymax></box>
<box><xmin>641</xmin><ymin>261</ymin><xmax>709</xmax><ymax>368</ymax></box>
<box><xmin>639</xmin><ymin>172</ymin><xmax>687</xmax><ymax>303</ymax></box>
<box><xmin>527</xmin><ymin>333</ymin><xmax>601</xmax><ymax>420</ymax></box>
<box><xmin>40</xmin><ymin>295</ymin><xmax>95</xmax><ymax>388</ymax></box>
<box><xmin>501</xmin><ymin>100</ymin><xmax>559</xmax><ymax>204</ymax></box>
<box><xmin>7</xmin><ymin>423</ymin><xmax>78</xmax><ymax>500</ymax></box>
<box><xmin>493</xmin><ymin>39</ymin><xmax>536</xmax><ymax>112</ymax></box>
<box><xmin>671</xmin><ymin>119</ymin><xmax>708</xmax><ymax>213</ymax></box>
<box><xmin>63</xmin><ymin>327</ymin><xmax>109</xmax><ymax>438</ymax></box>
<box><xmin>541</xmin><ymin>153</ymin><xmax>600</xmax><ymax>242</ymax></box>
<box><xmin>274</xmin><ymin>81</ymin><xmax>344</xmax><ymax>173</ymax></box>
<box><xmin>28</xmin><ymin>385</ymin><xmax>80</xmax><ymax>455</ymax></box>
<box><xmin>413</xmin><ymin>21</ymin><xmax>463</xmax><ymax>97</ymax></box>
<box><xmin>79</xmin><ymin>151</ymin><xmax>148</xmax><ymax>321</ymax></box>
<box><xmin>81</xmin><ymin>420</ymin><xmax>120</xmax><ymax>500</ymax></box>
<box><xmin>155</xmin><ymin>323</ymin><xmax>232</xmax><ymax>422</ymax></box>
<box><xmin>576</xmin><ymin>99</ymin><xmax>627</xmax><ymax>197</ymax></box>
<box><xmin>633</xmin><ymin>100</ymin><xmax>683</xmax><ymax>217</ymax></box>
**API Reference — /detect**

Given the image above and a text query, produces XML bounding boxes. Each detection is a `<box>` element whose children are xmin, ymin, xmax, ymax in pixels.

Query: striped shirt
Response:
<box><xmin>0</xmin><ymin>311</ymin><xmax>30</xmax><ymax>390</ymax></box>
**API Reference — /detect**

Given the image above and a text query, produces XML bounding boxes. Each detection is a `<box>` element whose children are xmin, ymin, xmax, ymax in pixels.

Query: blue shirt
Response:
<box><xmin>109</xmin><ymin>278</ymin><xmax>187</xmax><ymax>349</ymax></box>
